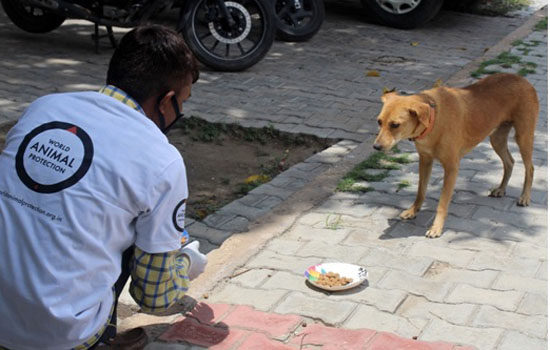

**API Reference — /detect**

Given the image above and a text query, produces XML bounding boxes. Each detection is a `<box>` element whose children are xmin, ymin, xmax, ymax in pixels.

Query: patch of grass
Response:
<box><xmin>517</xmin><ymin>67</ymin><xmax>537</xmax><ymax>76</ymax></box>
<box><xmin>396</xmin><ymin>180</ymin><xmax>411</xmax><ymax>192</ymax></box>
<box><xmin>336</xmin><ymin>151</ymin><xmax>412</xmax><ymax>193</ymax></box>
<box><xmin>535</xmin><ymin>17</ymin><xmax>548</xmax><ymax>31</ymax></box>
<box><xmin>471</xmin><ymin>51</ymin><xmax>537</xmax><ymax>78</ymax></box>
<box><xmin>336</xmin><ymin>179</ymin><xmax>373</xmax><ymax>193</ymax></box>
<box><xmin>468</xmin><ymin>0</ymin><xmax>530</xmax><ymax>16</ymax></box>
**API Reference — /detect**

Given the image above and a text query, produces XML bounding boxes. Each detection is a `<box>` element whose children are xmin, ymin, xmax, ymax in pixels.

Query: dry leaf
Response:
<box><xmin>365</xmin><ymin>70</ymin><xmax>380</xmax><ymax>77</ymax></box>
<box><xmin>411</xmin><ymin>42</ymin><xmax>419</xmax><ymax>47</ymax></box>
<box><xmin>382</xmin><ymin>87</ymin><xmax>396</xmax><ymax>94</ymax></box>
<box><xmin>245</xmin><ymin>174</ymin><xmax>270</xmax><ymax>184</ymax></box>
<box><xmin>433</xmin><ymin>79</ymin><xmax>443</xmax><ymax>87</ymax></box>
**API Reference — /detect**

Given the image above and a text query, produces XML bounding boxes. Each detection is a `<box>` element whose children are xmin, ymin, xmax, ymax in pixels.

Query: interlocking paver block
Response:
<box><xmin>238</xmin><ymin>333</ymin><xmax>295</xmax><ymax>350</ymax></box>
<box><xmin>421</xmin><ymin>319</ymin><xmax>502</xmax><ymax>350</ymax></box>
<box><xmin>159</xmin><ymin>317</ymin><xmax>245</xmax><ymax>350</ymax></box>
<box><xmin>222</xmin><ymin>305</ymin><xmax>302</xmax><ymax>339</ymax></box>
<box><xmin>473</xmin><ymin>305</ymin><xmax>547</xmax><ymax>339</ymax></box>
<box><xmin>345</xmin><ymin>305</ymin><xmax>428</xmax><ymax>339</ymax></box>
<box><xmin>446</xmin><ymin>284</ymin><xmax>524</xmax><ymax>311</ymax></box>
<box><xmin>290</xmin><ymin>323</ymin><xmax>376</xmax><ymax>349</ymax></box>
<box><xmin>207</xmin><ymin>284</ymin><xmax>288</xmax><ymax>311</ymax></box>
<box><xmin>274</xmin><ymin>292</ymin><xmax>356</xmax><ymax>325</ymax></box>
<box><xmin>498</xmin><ymin>330</ymin><xmax>548</xmax><ymax>350</ymax></box>
<box><xmin>366</xmin><ymin>332</ymin><xmax>454</xmax><ymax>350</ymax></box>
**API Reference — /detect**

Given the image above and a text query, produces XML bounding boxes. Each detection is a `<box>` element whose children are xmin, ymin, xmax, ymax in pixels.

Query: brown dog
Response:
<box><xmin>373</xmin><ymin>73</ymin><xmax>539</xmax><ymax>238</ymax></box>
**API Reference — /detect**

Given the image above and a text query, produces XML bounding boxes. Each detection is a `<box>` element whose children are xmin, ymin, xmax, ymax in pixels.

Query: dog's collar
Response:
<box><xmin>410</xmin><ymin>102</ymin><xmax>436</xmax><ymax>141</ymax></box>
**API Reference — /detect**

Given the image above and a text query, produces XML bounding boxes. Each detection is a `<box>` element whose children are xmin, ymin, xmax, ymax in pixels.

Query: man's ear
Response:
<box><xmin>158</xmin><ymin>90</ymin><xmax>176</xmax><ymax>115</ymax></box>
<box><xmin>408</xmin><ymin>102</ymin><xmax>431</xmax><ymax>127</ymax></box>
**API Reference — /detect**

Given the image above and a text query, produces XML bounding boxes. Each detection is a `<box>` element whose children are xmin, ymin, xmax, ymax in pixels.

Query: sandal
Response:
<box><xmin>95</xmin><ymin>327</ymin><xmax>148</xmax><ymax>350</ymax></box>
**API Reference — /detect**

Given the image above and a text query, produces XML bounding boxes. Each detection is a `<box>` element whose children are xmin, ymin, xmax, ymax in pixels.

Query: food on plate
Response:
<box><xmin>316</xmin><ymin>272</ymin><xmax>353</xmax><ymax>287</ymax></box>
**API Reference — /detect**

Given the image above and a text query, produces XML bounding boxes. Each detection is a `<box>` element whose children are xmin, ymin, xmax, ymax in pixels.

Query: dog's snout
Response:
<box><xmin>373</xmin><ymin>144</ymin><xmax>382</xmax><ymax>151</ymax></box>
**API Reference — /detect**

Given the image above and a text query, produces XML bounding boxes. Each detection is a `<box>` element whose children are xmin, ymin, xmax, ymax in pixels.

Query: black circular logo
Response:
<box><xmin>15</xmin><ymin>121</ymin><xmax>94</xmax><ymax>193</ymax></box>
<box><xmin>172</xmin><ymin>199</ymin><xmax>187</xmax><ymax>232</ymax></box>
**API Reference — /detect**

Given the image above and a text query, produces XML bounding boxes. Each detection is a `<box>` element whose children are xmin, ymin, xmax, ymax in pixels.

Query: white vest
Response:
<box><xmin>0</xmin><ymin>92</ymin><xmax>187</xmax><ymax>349</ymax></box>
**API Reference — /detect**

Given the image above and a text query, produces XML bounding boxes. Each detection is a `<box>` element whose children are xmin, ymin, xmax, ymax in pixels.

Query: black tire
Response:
<box><xmin>1</xmin><ymin>0</ymin><xmax>65</xmax><ymax>33</ymax></box>
<box><xmin>181</xmin><ymin>0</ymin><xmax>276</xmax><ymax>71</ymax></box>
<box><xmin>275</xmin><ymin>0</ymin><xmax>325</xmax><ymax>42</ymax></box>
<box><xmin>361</xmin><ymin>0</ymin><xmax>444</xmax><ymax>29</ymax></box>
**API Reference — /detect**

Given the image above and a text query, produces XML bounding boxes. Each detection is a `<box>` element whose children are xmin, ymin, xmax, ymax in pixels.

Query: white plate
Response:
<box><xmin>304</xmin><ymin>262</ymin><xmax>368</xmax><ymax>292</ymax></box>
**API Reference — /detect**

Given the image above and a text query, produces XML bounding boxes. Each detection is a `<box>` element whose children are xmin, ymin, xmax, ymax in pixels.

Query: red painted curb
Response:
<box><xmin>159</xmin><ymin>303</ymin><xmax>475</xmax><ymax>350</ymax></box>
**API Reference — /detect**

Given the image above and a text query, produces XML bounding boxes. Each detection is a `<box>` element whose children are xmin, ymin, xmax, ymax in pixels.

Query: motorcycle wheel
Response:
<box><xmin>275</xmin><ymin>0</ymin><xmax>324</xmax><ymax>42</ymax></box>
<box><xmin>0</xmin><ymin>0</ymin><xmax>65</xmax><ymax>33</ymax></box>
<box><xmin>181</xmin><ymin>0</ymin><xmax>276</xmax><ymax>72</ymax></box>
<box><xmin>361</xmin><ymin>0</ymin><xmax>443</xmax><ymax>29</ymax></box>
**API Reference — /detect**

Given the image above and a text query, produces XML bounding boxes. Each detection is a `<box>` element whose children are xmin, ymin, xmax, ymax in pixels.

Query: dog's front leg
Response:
<box><xmin>426</xmin><ymin>161</ymin><xmax>458</xmax><ymax>238</ymax></box>
<box><xmin>400</xmin><ymin>154</ymin><xmax>433</xmax><ymax>220</ymax></box>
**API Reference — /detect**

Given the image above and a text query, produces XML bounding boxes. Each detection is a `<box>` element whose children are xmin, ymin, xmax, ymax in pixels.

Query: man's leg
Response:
<box><xmin>89</xmin><ymin>246</ymin><xmax>133</xmax><ymax>348</ymax></box>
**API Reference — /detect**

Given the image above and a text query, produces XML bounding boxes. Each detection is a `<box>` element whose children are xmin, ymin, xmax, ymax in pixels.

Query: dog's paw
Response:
<box><xmin>400</xmin><ymin>208</ymin><xmax>417</xmax><ymax>220</ymax></box>
<box><xmin>425</xmin><ymin>226</ymin><xmax>443</xmax><ymax>238</ymax></box>
<box><xmin>517</xmin><ymin>196</ymin><xmax>530</xmax><ymax>207</ymax></box>
<box><xmin>489</xmin><ymin>187</ymin><xmax>506</xmax><ymax>197</ymax></box>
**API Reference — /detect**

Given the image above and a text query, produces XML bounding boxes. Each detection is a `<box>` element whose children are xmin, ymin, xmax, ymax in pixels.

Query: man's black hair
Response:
<box><xmin>106</xmin><ymin>24</ymin><xmax>199</xmax><ymax>104</ymax></box>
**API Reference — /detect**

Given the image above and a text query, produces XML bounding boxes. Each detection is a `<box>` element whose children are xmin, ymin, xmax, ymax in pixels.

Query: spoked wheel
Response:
<box><xmin>181</xmin><ymin>0</ymin><xmax>276</xmax><ymax>71</ymax></box>
<box><xmin>275</xmin><ymin>0</ymin><xmax>324</xmax><ymax>42</ymax></box>
<box><xmin>0</xmin><ymin>0</ymin><xmax>65</xmax><ymax>33</ymax></box>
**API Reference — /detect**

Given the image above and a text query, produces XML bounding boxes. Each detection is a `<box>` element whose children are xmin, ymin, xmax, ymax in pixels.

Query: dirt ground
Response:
<box><xmin>168</xmin><ymin>118</ymin><xmax>333</xmax><ymax>219</ymax></box>
<box><xmin>0</xmin><ymin>119</ymin><xmax>332</xmax><ymax>220</ymax></box>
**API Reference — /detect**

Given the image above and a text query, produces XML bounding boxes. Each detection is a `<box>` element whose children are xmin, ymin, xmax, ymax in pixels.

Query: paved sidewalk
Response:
<box><xmin>134</xmin><ymin>11</ymin><xmax>548</xmax><ymax>350</ymax></box>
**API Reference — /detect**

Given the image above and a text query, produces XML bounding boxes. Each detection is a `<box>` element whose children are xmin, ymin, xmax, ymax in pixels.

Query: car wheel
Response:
<box><xmin>361</xmin><ymin>0</ymin><xmax>444</xmax><ymax>29</ymax></box>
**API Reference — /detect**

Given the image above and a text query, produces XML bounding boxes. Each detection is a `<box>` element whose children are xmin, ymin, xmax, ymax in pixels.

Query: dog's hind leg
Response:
<box><xmin>489</xmin><ymin>123</ymin><xmax>514</xmax><ymax>197</ymax></box>
<box><xmin>513</xmin><ymin>119</ymin><xmax>537</xmax><ymax>206</ymax></box>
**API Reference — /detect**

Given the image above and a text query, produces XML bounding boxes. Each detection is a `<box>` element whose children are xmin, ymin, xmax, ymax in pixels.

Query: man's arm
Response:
<box><xmin>128</xmin><ymin>246</ymin><xmax>190</xmax><ymax>313</ymax></box>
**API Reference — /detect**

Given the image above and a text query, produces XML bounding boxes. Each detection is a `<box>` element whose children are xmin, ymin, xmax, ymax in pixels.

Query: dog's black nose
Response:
<box><xmin>373</xmin><ymin>144</ymin><xmax>382</xmax><ymax>151</ymax></box>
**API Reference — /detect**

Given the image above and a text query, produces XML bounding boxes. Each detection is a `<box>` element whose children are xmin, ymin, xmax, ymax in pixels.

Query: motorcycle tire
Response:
<box><xmin>1</xmin><ymin>0</ymin><xmax>65</xmax><ymax>33</ymax></box>
<box><xmin>275</xmin><ymin>0</ymin><xmax>325</xmax><ymax>42</ymax></box>
<box><xmin>361</xmin><ymin>0</ymin><xmax>444</xmax><ymax>29</ymax></box>
<box><xmin>181</xmin><ymin>0</ymin><xmax>276</xmax><ymax>72</ymax></box>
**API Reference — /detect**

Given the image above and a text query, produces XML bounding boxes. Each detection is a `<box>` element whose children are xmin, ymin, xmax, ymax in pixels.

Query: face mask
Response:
<box><xmin>158</xmin><ymin>95</ymin><xmax>184</xmax><ymax>134</ymax></box>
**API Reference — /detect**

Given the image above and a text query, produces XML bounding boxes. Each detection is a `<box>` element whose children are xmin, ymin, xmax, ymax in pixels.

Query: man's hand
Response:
<box><xmin>180</xmin><ymin>240</ymin><xmax>207</xmax><ymax>280</ymax></box>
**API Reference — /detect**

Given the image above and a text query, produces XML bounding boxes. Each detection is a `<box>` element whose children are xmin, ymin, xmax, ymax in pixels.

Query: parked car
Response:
<box><xmin>362</xmin><ymin>0</ymin><xmax>445</xmax><ymax>29</ymax></box>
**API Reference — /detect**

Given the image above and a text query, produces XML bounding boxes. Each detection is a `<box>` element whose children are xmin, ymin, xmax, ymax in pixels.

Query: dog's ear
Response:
<box><xmin>381</xmin><ymin>89</ymin><xmax>398</xmax><ymax>103</ymax></box>
<box><xmin>408</xmin><ymin>102</ymin><xmax>431</xmax><ymax>127</ymax></box>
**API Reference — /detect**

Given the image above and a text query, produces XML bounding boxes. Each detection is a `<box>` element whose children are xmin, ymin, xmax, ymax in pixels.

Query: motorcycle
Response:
<box><xmin>0</xmin><ymin>0</ymin><xmax>277</xmax><ymax>71</ymax></box>
<box><xmin>273</xmin><ymin>0</ymin><xmax>324</xmax><ymax>42</ymax></box>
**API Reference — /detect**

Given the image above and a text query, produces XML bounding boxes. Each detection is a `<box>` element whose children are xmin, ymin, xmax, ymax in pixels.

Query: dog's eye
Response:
<box><xmin>390</xmin><ymin>122</ymin><xmax>400</xmax><ymax>129</ymax></box>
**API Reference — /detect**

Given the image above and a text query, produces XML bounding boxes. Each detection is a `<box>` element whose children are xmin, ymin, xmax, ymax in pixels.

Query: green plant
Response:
<box><xmin>469</xmin><ymin>0</ymin><xmax>530</xmax><ymax>16</ymax></box>
<box><xmin>471</xmin><ymin>52</ymin><xmax>536</xmax><ymax>78</ymax></box>
<box><xmin>336</xmin><ymin>178</ymin><xmax>373</xmax><ymax>193</ymax></box>
<box><xmin>325</xmin><ymin>214</ymin><xmax>344</xmax><ymax>230</ymax></box>
<box><xmin>336</xmin><ymin>151</ymin><xmax>412</xmax><ymax>193</ymax></box>
<box><xmin>396</xmin><ymin>180</ymin><xmax>411</xmax><ymax>192</ymax></box>
<box><xmin>535</xmin><ymin>17</ymin><xmax>548</xmax><ymax>31</ymax></box>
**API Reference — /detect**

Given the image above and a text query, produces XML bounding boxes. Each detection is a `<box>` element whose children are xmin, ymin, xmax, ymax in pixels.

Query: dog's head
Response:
<box><xmin>373</xmin><ymin>92</ymin><xmax>433</xmax><ymax>152</ymax></box>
